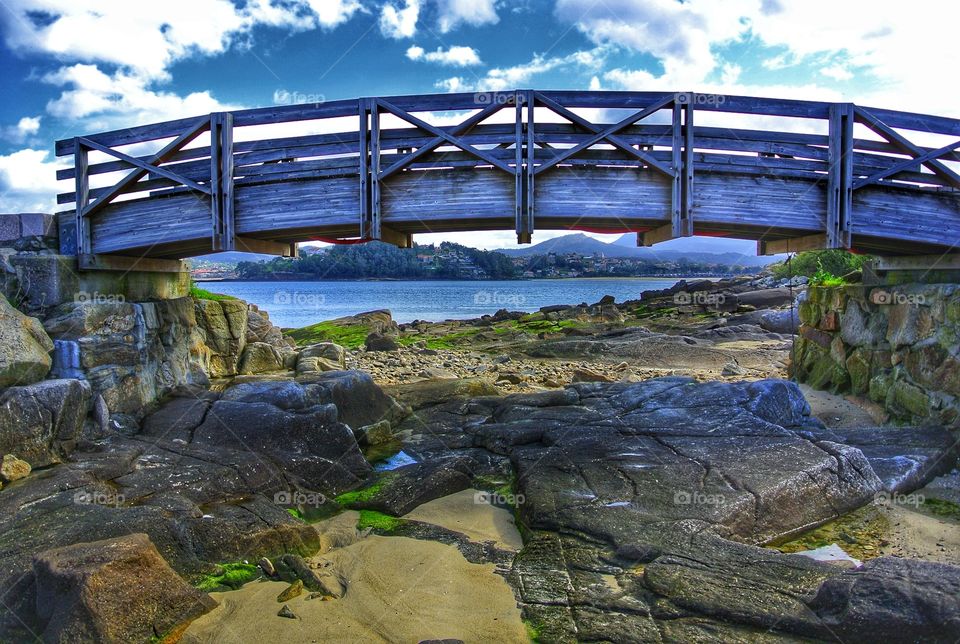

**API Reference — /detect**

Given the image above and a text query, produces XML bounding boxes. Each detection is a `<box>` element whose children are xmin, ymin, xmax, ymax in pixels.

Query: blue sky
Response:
<box><xmin>0</xmin><ymin>0</ymin><xmax>955</xmax><ymax>249</ymax></box>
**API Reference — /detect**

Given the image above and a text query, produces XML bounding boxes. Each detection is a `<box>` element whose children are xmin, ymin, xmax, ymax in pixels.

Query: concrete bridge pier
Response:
<box><xmin>1</xmin><ymin>213</ymin><xmax>190</xmax><ymax>314</ymax></box>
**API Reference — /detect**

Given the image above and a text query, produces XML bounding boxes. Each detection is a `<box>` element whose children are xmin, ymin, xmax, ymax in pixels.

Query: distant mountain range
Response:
<box><xmin>495</xmin><ymin>233</ymin><xmax>779</xmax><ymax>267</ymax></box>
<box><xmin>191</xmin><ymin>233</ymin><xmax>780</xmax><ymax>268</ymax></box>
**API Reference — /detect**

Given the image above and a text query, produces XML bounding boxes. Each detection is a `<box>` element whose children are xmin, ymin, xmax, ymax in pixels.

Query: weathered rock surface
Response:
<box><xmin>0</xmin><ymin>294</ymin><xmax>52</xmax><ymax>386</ymax></box>
<box><xmin>296</xmin><ymin>342</ymin><xmax>346</xmax><ymax>376</ymax></box>
<box><xmin>192</xmin><ymin>298</ymin><xmax>248</xmax><ymax>377</ymax></box>
<box><xmin>0</xmin><ymin>454</ymin><xmax>31</xmax><ymax>483</ymax></box>
<box><xmin>0</xmin><ymin>371</ymin><xmax>406</xmax><ymax>639</ymax></box>
<box><xmin>42</xmin><ymin>298</ymin><xmax>207</xmax><ymax>416</ymax></box>
<box><xmin>237</xmin><ymin>341</ymin><xmax>286</xmax><ymax>374</ymax></box>
<box><xmin>32</xmin><ymin>533</ymin><xmax>217</xmax><ymax>643</ymax></box>
<box><xmin>394</xmin><ymin>378</ymin><xmax>960</xmax><ymax>640</ymax></box>
<box><xmin>0</xmin><ymin>378</ymin><xmax>90</xmax><ymax>467</ymax></box>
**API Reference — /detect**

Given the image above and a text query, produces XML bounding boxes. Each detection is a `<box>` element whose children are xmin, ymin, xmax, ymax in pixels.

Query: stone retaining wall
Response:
<box><xmin>792</xmin><ymin>283</ymin><xmax>959</xmax><ymax>427</ymax></box>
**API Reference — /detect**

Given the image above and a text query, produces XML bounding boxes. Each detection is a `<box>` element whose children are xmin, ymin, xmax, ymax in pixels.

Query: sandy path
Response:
<box><xmin>183</xmin><ymin>498</ymin><xmax>528</xmax><ymax>644</ymax></box>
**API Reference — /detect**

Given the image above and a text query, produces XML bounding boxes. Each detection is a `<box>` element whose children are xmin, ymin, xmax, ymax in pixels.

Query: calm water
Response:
<box><xmin>204</xmin><ymin>278</ymin><xmax>692</xmax><ymax>327</ymax></box>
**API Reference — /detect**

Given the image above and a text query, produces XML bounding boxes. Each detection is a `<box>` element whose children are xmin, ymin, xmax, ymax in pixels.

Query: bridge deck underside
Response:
<box><xmin>81</xmin><ymin>165</ymin><xmax>959</xmax><ymax>259</ymax></box>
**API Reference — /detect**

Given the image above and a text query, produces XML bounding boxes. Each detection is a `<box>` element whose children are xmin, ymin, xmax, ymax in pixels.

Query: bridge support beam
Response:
<box><xmin>235</xmin><ymin>237</ymin><xmax>296</xmax><ymax>257</ymax></box>
<box><xmin>380</xmin><ymin>226</ymin><xmax>413</xmax><ymax>249</ymax></box>
<box><xmin>78</xmin><ymin>254</ymin><xmax>185</xmax><ymax>273</ymax></box>
<box><xmin>757</xmin><ymin>233</ymin><xmax>827</xmax><ymax>255</ymax></box>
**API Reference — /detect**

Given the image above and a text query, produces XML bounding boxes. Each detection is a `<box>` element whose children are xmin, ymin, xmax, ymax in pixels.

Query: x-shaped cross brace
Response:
<box><xmin>375</xmin><ymin>98</ymin><xmax>517</xmax><ymax>178</ymax></box>
<box><xmin>531</xmin><ymin>92</ymin><xmax>675</xmax><ymax>177</ymax></box>
<box><xmin>854</xmin><ymin>107</ymin><xmax>960</xmax><ymax>190</ymax></box>
<box><xmin>77</xmin><ymin>116</ymin><xmax>212</xmax><ymax>218</ymax></box>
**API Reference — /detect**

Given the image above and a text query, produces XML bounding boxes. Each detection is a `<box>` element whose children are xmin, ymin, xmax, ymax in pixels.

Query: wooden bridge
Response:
<box><xmin>55</xmin><ymin>90</ymin><xmax>960</xmax><ymax>271</ymax></box>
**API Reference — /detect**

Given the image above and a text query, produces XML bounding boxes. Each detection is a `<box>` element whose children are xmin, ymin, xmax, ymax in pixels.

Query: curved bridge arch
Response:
<box><xmin>55</xmin><ymin>90</ymin><xmax>960</xmax><ymax>270</ymax></box>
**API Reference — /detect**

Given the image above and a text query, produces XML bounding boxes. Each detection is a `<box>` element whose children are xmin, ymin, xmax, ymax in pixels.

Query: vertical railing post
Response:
<box><xmin>514</xmin><ymin>90</ymin><xmax>524</xmax><ymax>243</ymax></box>
<box><xmin>370</xmin><ymin>100</ymin><xmax>382</xmax><ymax>241</ymax></box>
<box><xmin>828</xmin><ymin>103</ymin><xmax>854</xmax><ymax>248</ymax></box>
<box><xmin>210</xmin><ymin>112</ymin><xmax>235</xmax><ymax>251</ymax></box>
<box><xmin>74</xmin><ymin>138</ymin><xmax>91</xmax><ymax>257</ymax></box>
<box><xmin>521</xmin><ymin>89</ymin><xmax>535</xmax><ymax>244</ymax></box>
<box><xmin>671</xmin><ymin>101</ymin><xmax>683</xmax><ymax>238</ymax></box>
<box><xmin>221</xmin><ymin>112</ymin><xmax>235</xmax><ymax>251</ymax></box>
<box><xmin>210</xmin><ymin>113</ymin><xmax>223</xmax><ymax>250</ymax></box>
<box><xmin>681</xmin><ymin>100</ymin><xmax>694</xmax><ymax>237</ymax></box>
<box><xmin>359</xmin><ymin>98</ymin><xmax>370</xmax><ymax>239</ymax></box>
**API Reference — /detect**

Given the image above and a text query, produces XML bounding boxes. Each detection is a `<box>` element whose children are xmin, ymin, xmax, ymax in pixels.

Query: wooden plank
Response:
<box><xmin>757</xmin><ymin>233</ymin><xmax>828</xmax><ymax>255</ymax></box>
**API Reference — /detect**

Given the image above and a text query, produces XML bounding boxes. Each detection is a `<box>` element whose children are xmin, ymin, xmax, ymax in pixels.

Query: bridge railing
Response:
<box><xmin>55</xmin><ymin>90</ymin><xmax>960</xmax><ymax>267</ymax></box>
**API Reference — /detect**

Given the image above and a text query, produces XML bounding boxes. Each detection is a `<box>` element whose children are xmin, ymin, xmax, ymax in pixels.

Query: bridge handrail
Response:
<box><xmin>55</xmin><ymin>89</ymin><xmax>960</xmax><ymax>262</ymax></box>
<box><xmin>55</xmin><ymin>90</ymin><xmax>960</xmax><ymax>156</ymax></box>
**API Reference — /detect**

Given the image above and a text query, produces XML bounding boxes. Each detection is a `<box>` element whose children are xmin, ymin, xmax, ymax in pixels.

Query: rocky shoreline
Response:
<box><xmin>1</xmin><ymin>270</ymin><xmax>959</xmax><ymax>642</ymax></box>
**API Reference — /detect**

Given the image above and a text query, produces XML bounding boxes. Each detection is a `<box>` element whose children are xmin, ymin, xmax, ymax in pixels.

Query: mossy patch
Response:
<box><xmin>357</xmin><ymin>510</ymin><xmax>402</xmax><ymax>532</ymax></box>
<box><xmin>195</xmin><ymin>562</ymin><xmax>261</xmax><ymax>592</ymax></box>
<box><xmin>921</xmin><ymin>497</ymin><xmax>960</xmax><ymax>521</ymax></box>
<box><xmin>769</xmin><ymin>504</ymin><xmax>890</xmax><ymax>561</ymax></box>
<box><xmin>524</xmin><ymin>619</ymin><xmax>543</xmax><ymax>643</ymax></box>
<box><xmin>334</xmin><ymin>474</ymin><xmax>395</xmax><ymax>507</ymax></box>
<box><xmin>189</xmin><ymin>286</ymin><xmax>237</xmax><ymax>302</ymax></box>
<box><xmin>286</xmin><ymin>508</ymin><xmax>305</xmax><ymax>521</ymax></box>
<box><xmin>285</xmin><ymin>321</ymin><xmax>369</xmax><ymax>348</ymax></box>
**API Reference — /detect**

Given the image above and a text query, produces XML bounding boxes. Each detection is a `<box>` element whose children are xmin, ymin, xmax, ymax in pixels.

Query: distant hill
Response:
<box><xmin>497</xmin><ymin>233</ymin><xmax>778</xmax><ymax>267</ymax></box>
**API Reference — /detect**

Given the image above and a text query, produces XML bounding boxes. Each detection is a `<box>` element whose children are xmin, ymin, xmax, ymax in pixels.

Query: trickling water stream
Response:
<box><xmin>50</xmin><ymin>339</ymin><xmax>84</xmax><ymax>379</ymax></box>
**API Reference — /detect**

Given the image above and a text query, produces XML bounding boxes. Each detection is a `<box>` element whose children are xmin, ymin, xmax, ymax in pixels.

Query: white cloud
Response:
<box><xmin>2</xmin><ymin>116</ymin><xmax>41</xmax><ymax>144</ymax></box>
<box><xmin>555</xmin><ymin>0</ymin><xmax>959</xmax><ymax>118</ymax></box>
<box><xmin>406</xmin><ymin>44</ymin><xmax>481</xmax><ymax>66</ymax></box>
<box><xmin>437</xmin><ymin>47</ymin><xmax>610</xmax><ymax>92</ymax></box>
<box><xmin>820</xmin><ymin>64</ymin><xmax>853</xmax><ymax>81</ymax></box>
<box><xmin>42</xmin><ymin>64</ymin><xmax>242</xmax><ymax>131</ymax></box>
<box><xmin>0</xmin><ymin>148</ymin><xmax>64</xmax><ymax>213</ymax></box>
<box><xmin>555</xmin><ymin>0</ymin><xmax>751</xmax><ymax>86</ymax></box>
<box><xmin>2</xmin><ymin>0</ymin><xmax>364</xmax><ymax>80</ymax></box>
<box><xmin>435</xmin><ymin>0</ymin><xmax>499</xmax><ymax>32</ymax></box>
<box><xmin>379</xmin><ymin>0</ymin><xmax>420</xmax><ymax>39</ymax></box>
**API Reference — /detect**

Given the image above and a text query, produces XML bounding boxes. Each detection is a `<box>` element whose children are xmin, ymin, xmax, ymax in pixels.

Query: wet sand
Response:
<box><xmin>183</xmin><ymin>496</ymin><xmax>527</xmax><ymax>644</ymax></box>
